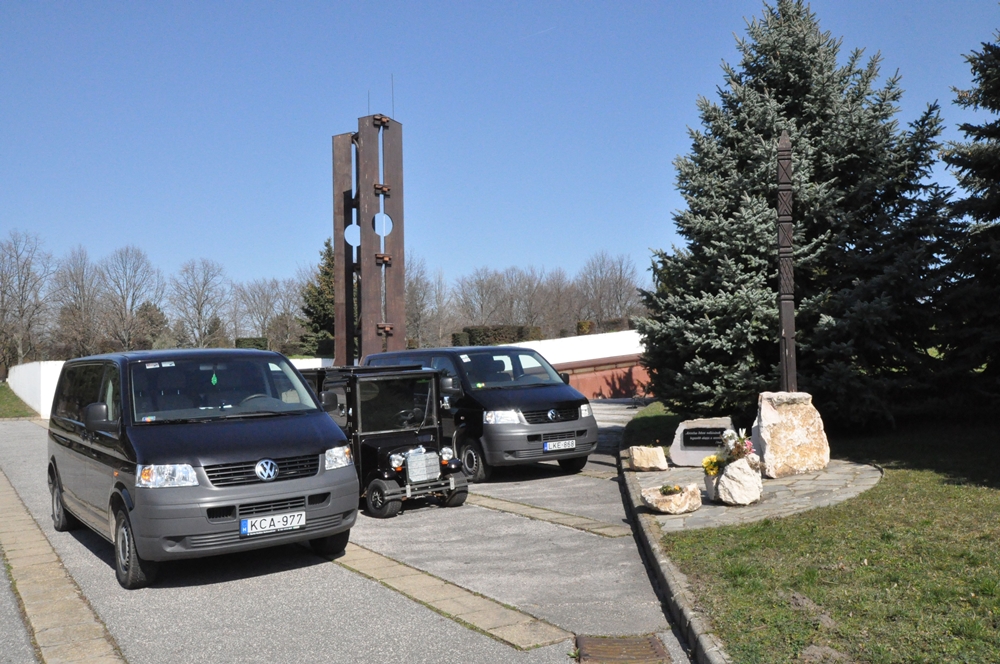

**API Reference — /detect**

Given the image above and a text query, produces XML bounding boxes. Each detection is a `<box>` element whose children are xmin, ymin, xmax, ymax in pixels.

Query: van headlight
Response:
<box><xmin>136</xmin><ymin>464</ymin><xmax>199</xmax><ymax>488</ymax></box>
<box><xmin>484</xmin><ymin>410</ymin><xmax>519</xmax><ymax>425</ymax></box>
<box><xmin>325</xmin><ymin>445</ymin><xmax>353</xmax><ymax>470</ymax></box>
<box><xmin>580</xmin><ymin>404</ymin><xmax>592</xmax><ymax>418</ymax></box>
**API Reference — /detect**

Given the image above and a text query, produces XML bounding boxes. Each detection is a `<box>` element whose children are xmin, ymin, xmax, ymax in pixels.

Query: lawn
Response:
<box><xmin>0</xmin><ymin>383</ymin><xmax>36</xmax><ymax>418</ymax></box>
<box><xmin>624</xmin><ymin>406</ymin><xmax>1000</xmax><ymax>662</ymax></box>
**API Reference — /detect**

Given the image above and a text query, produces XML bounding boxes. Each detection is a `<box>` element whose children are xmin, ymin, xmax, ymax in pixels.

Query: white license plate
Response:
<box><xmin>543</xmin><ymin>440</ymin><xmax>576</xmax><ymax>452</ymax></box>
<box><xmin>240</xmin><ymin>511</ymin><xmax>306</xmax><ymax>537</ymax></box>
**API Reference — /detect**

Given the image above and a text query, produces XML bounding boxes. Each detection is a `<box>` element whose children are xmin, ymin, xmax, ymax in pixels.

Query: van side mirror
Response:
<box><xmin>320</xmin><ymin>391</ymin><xmax>338</xmax><ymax>412</ymax></box>
<box><xmin>560</xmin><ymin>373</ymin><xmax>571</xmax><ymax>385</ymax></box>
<box><xmin>440</xmin><ymin>376</ymin><xmax>463</xmax><ymax>398</ymax></box>
<box><xmin>84</xmin><ymin>403</ymin><xmax>116</xmax><ymax>432</ymax></box>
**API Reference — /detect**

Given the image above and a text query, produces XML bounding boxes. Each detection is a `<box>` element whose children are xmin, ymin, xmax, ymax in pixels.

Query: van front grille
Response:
<box><xmin>510</xmin><ymin>441</ymin><xmax>596</xmax><ymax>459</ymax></box>
<box><xmin>204</xmin><ymin>454</ymin><xmax>320</xmax><ymax>486</ymax></box>
<box><xmin>522</xmin><ymin>407</ymin><xmax>579</xmax><ymax>424</ymax></box>
<box><xmin>238</xmin><ymin>497</ymin><xmax>306</xmax><ymax>518</ymax></box>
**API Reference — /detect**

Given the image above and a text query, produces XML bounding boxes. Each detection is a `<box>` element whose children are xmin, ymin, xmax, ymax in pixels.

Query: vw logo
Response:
<box><xmin>255</xmin><ymin>459</ymin><xmax>278</xmax><ymax>481</ymax></box>
<box><xmin>547</xmin><ymin>409</ymin><xmax>559</xmax><ymax>422</ymax></box>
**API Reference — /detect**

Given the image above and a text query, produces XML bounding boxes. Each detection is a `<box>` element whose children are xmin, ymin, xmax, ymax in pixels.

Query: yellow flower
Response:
<box><xmin>702</xmin><ymin>454</ymin><xmax>723</xmax><ymax>476</ymax></box>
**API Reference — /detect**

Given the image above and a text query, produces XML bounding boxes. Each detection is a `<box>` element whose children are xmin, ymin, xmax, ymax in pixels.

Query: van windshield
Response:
<box><xmin>459</xmin><ymin>350</ymin><xmax>564</xmax><ymax>390</ymax></box>
<box><xmin>130</xmin><ymin>356</ymin><xmax>319</xmax><ymax>424</ymax></box>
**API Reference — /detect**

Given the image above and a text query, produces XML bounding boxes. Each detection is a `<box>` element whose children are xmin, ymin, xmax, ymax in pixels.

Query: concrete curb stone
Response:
<box><xmin>619</xmin><ymin>448</ymin><xmax>733</xmax><ymax>664</ymax></box>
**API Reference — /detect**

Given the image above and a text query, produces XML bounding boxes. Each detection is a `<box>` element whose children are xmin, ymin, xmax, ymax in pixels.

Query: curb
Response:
<box><xmin>618</xmin><ymin>448</ymin><xmax>732</xmax><ymax>664</ymax></box>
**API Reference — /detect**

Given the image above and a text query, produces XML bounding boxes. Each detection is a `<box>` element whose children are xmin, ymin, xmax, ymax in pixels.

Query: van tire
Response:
<box><xmin>48</xmin><ymin>468</ymin><xmax>80</xmax><ymax>532</ymax></box>
<box><xmin>366</xmin><ymin>479</ymin><xmax>402</xmax><ymax>518</ymax></box>
<box><xmin>114</xmin><ymin>508</ymin><xmax>159</xmax><ymax>589</ymax></box>
<box><xmin>461</xmin><ymin>441</ymin><xmax>492</xmax><ymax>482</ymax></box>
<box><xmin>558</xmin><ymin>456</ymin><xmax>588</xmax><ymax>473</ymax></box>
<box><xmin>310</xmin><ymin>529</ymin><xmax>350</xmax><ymax>555</ymax></box>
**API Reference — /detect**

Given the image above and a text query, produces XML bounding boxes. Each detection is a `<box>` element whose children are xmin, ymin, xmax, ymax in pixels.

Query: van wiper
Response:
<box><xmin>217</xmin><ymin>410</ymin><xmax>303</xmax><ymax>420</ymax></box>
<box><xmin>141</xmin><ymin>417</ymin><xmax>213</xmax><ymax>424</ymax></box>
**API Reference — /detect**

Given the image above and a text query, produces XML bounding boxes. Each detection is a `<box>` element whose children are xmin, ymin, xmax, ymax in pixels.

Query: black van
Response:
<box><xmin>363</xmin><ymin>346</ymin><xmax>598</xmax><ymax>481</ymax></box>
<box><xmin>47</xmin><ymin>349</ymin><xmax>359</xmax><ymax>589</ymax></box>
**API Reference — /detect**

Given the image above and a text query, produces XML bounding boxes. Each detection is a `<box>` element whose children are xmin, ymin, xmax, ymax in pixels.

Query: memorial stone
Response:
<box><xmin>669</xmin><ymin>417</ymin><xmax>733</xmax><ymax>466</ymax></box>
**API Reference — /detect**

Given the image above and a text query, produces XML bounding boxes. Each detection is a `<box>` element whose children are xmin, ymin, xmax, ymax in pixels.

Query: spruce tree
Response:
<box><xmin>300</xmin><ymin>239</ymin><xmax>336</xmax><ymax>356</ymax></box>
<box><xmin>940</xmin><ymin>31</ymin><xmax>1000</xmax><ymax>400</ymax></box>
<box><xmin>636</xmin><ymin>0</ymin><xmax>953</xmax><ymax>426</ymax></box>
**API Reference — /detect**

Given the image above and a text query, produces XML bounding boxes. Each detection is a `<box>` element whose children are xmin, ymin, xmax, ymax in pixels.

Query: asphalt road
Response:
<box><xmin>0</xmin><ymin>403</ymin><xmax>687</xmax><ymax>663</ymax></box>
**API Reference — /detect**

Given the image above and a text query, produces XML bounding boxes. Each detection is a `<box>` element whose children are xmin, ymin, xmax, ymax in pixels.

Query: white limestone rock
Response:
<box><xmin>629</xmin><ymin>446</ymin><xmax>669</xmax><ymax>472</ymax></box>
<box><xmin>641</xmin><ymin>483</ymin><xmax>702</xmax><ymax>514</ymax></box>
<box><xmin>714</xmin><ymin>457</ymin><xmax>763</xmax><ymax>505</ymax></box>
<box><xmin>752</xmin><ymin>391</ymin><xmax>830</xmax><ymax>479</ymax></box>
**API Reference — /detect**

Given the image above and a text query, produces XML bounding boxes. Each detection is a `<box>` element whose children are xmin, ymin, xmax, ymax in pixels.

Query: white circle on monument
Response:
<box><xmin>373</xmin><ymin>212</ymin><xmax>393</xmax><ymax>237</ymax></box>
<box><xmin>344</xmin><ymin>224</ymin><xmax>361</xmax><ymax>247</ymax></box>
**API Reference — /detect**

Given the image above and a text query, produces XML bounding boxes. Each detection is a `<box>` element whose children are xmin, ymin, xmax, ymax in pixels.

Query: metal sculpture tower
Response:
<box><xmin>777</xmin><ymin>130</ymin><xmax>797</xmax><ymax>392</ymax></box>
<box><xmin>332</xmin><ymin>114</ymin><xmax>405</xmax><ymax>365</ymax></box>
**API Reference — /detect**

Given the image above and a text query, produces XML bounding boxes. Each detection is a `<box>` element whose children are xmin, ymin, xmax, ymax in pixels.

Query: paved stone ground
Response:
<box><xmin>631</xmin><ymin>459</ymin><xmax>883</xmax><ymax>532</ymax></box>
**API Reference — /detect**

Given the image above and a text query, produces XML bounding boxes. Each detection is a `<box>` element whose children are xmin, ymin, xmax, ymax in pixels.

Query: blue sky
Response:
<box><xmin>2</xmin><ymin>1</ymin><xmax>997</xmax><ymax>286</ymax></box>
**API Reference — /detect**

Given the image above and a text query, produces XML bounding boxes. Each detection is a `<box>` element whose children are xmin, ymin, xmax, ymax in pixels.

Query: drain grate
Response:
<box><xmin>576</xmin><ymin>635</ymin><xmax>671</xmax><ymax>663</ymax></box>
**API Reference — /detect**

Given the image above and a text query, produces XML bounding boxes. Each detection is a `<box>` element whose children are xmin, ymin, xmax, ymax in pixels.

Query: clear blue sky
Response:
<box><xmin>2</xmin><ymin>1</ymin><xmax>996</xmax><ymax>286</ymax></box>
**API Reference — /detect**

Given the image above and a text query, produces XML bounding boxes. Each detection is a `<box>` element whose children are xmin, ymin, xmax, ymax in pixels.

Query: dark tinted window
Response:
<box><xmin>54</xmin><ymin>364</ymin><xmax>106</xmax><ymax>422</ymax></box>
<box><xmin>101</xmin><ymin>365</ymin><xmax>122</xmax><ymax>421</ymax></box>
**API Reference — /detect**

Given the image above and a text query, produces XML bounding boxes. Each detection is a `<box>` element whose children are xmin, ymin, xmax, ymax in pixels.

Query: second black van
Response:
<box><xmin>363</xmin><ymin>346</ymin><xmax>598</xmax><ymax>481</ymax></box>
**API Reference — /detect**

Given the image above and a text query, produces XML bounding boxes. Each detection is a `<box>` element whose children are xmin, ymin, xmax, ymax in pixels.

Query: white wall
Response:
<box><xmin>511</xmin><ymin>330</ymin><xmax>644</xmax><ymax>366</ymax></box>
<box><xmin>289</xmin><ymin>358</ymin><xmax>335</xmax><ymax>371</ymax></box>
<box><xmin>7</xmin><ymin>361</ymin><xmax>65</xmax><ymax>419</ymax></box>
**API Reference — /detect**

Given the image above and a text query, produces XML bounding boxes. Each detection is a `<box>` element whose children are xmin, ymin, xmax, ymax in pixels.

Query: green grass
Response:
<box><xmin>660</xmin><ymin>422</ymin><xmax>1000</xmax><ymax>663</ymax></box>
<box><xmin>621</xmin><ymin>401</ymin><xmax>683</xmax><ymax>448</ymax></box>
<box><xmin>0</xmin><ymin>383</ymin><xmax>36</xmax><ymax>418</ymax></box>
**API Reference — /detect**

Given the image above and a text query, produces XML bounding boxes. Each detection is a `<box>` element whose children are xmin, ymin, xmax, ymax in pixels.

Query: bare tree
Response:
<box><xmin>576</xmin><ymin>251</ymin><xmax>645</xmax><ymax>330</ymax></box>
<box><xmin>405</xmin><ymin>255</ymin><xmax>431</xmax><ymax>348</ymax></box>
<box><xmin>237</xmin><ymin>278</ymin><xmax>280</xmax><ymax>338</ymax></box>
<box><xmin>267</xmin><ymin>278</ymin><xmax>306</xmax><ymax>354</ymax></box>
<box><xmin>539</xmin><ymin>268</ymin><xmax>583</xmax><ymax>338</ymax></box>
<box><xmin>169</xmin><ymin>258</ymin><xmax>230</xmax><ymax>348</ymax></box>
<box><xmin>425</xmin><ymin>269</ymin><xmax>459</xmax><ymax>347</ymax></box>
<box><xmin>50</xmin><ymin>246</ymin><xmax>104</xmax><ymax>359</ymax></box>
<box><xmin>0</xmin><ymin>230</ymin><xmax>54</xmax><ymax>367</ymax></box>
<box><xmin>98</xmin><ymin>246</ymin><xmax>165</xmax><ymax>351</ymax></box>
<box><xmin>454</xmin><ymin>267</ymin><xmax>505</xmax><ymax>326</ymax></box>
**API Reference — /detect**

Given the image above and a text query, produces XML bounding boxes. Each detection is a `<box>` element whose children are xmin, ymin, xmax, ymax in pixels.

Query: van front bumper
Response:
<box><xmin>129</xmin><ymin>465</ymin><xmax>359</xmax><ymax>561</ymax></box>
<box><xmin>481</xmin><ymin>416</ymin><xmax>599</xmax><ymax>466</ymax></box>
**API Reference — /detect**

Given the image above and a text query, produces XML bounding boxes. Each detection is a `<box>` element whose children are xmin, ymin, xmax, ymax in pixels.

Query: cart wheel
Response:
<box><xmin>461</xmin><ymin>441</ymin><xmax>492</xmax><ymax>482</ymax></box>
<box><xmin>310</xmin><ymin>529</ymin><xmax>350</xmax><ymax>555</ymax></box>
<box><xmin>366</xmin><ymin>479</ymin><xmax>402</xmax><ymax>518</ymax></box>
<box><xmin>443</xmin><ymin>488</ymin><xmax>467</xmax><ymax>507</ymax></box>
<box><xmin>558</xmin><ymin>456</ymin><xmax>588</xmax><ymax>473</ymax></box>
<box><xmin>114</xmin><ymin>508</ymin><xmax>159</xmax><ymax>589</ymax></box>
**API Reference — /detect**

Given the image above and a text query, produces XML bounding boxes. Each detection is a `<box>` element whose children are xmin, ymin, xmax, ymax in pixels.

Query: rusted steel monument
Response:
<box><xmin>332</xmin><ymin>115</ymin><xmax>405</xmax><ymax>365</ymax></box>
<box><xmin>776</xmin><ymin>130</ymin><xmax>797</xmax><ymax>391</ymax></box>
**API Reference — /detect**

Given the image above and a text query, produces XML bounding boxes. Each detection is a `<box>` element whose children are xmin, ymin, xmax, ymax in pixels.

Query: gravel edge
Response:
<box><xmin>618</xmin><ymin>448</ymin><xmax>733</xmax><ymax>664</ymax></box>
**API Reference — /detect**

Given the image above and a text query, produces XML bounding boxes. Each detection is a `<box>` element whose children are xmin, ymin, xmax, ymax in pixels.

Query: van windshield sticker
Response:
<box><xmin>475</xmin><ymin>382</ymin><xmax>485</xmax><ymax>388</ymax></box>
<box><xmin>145</xmin><ymin>363</ymin><xmax>159</xmax><ymax>369</ymax></box>
<box><xmin>142</xmin><ymin>415</ymin><xmax>156</xmax><ymax>422</ymax></box>
<box><xmin>460</xmin><ymin>355</ymin><xmax>470</xmax><ymax>362</ymax></box>
<box><xmin>161</xmin><ymin>361</ymin><xmax>175</xmax><ymax>367</ymax></box>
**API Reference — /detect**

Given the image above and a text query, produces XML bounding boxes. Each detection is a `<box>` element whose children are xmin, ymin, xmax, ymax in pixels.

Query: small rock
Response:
<box><xmin>640</xmin><ymin>483</ymin><xmax>701</xmax><ymax>514</ymax></box>
<box><xmin>629</xmin><ymin>446</ymin><xmax>669</xmax><ymax>471</ymax></box>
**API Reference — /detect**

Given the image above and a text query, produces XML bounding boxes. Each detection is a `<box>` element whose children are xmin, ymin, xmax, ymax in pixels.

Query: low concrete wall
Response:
<box><xmin>553</xmin><ymin>354</ymin><xmax>649</xmax><ymax>400</ymax></box>
<box><xmin>7</xmin><ymin>361</ymin><xmax>65</xmax><ymax>419</ymax></box>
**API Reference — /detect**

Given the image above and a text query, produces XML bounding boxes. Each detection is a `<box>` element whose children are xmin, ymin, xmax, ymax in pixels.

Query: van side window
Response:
<box><xmin>430</xmin><ymin>355</ymin><xmax>458</xmax><ymax>378</ymax></box>
<box><xmin>54</xmin><ymin>364</ymin><xmax>105</xmax><ymax>422</ymax></box>
<box><xmin>101</xmin><ymin>365</ymin><xmax>122</xmax><ymax>422</ymax></box>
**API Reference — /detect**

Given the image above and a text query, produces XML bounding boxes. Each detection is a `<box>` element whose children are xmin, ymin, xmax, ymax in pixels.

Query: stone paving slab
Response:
<box><xmin>0</xmin><ymin>468</ymin><xmax>124</xmax><ymax>664</ymax></box>
<box><xmin>335</xmin><ymin>542</ymin><xmax>573</xmax><ymax>650</ymax></box>
<box><xmin>632</xmin><ymin>458</ymin><xmax>882</xmax><ymax>530</ymax></box>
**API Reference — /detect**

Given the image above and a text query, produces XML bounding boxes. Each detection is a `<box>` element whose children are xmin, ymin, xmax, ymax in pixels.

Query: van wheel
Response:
<box><xmin>366</xmin><ymin>480</ymin><xmax>401</xmax><ymax>518</ymax></box>
<box><xmin>461</xmin><ymin>441</ymin><xmax>492</xmax><ymax>482</ymax></box>
<box><xmin>48</xmin><ymin>469</ymin><xmax>80</xmax><ymax>532</ymax></box>
<box><xmin>114</xmin><ymin>508</ymin><xmax>159</xmax><ymax>589</ymax></box>
<box><xmin>443</xmin><ymin>487</ymin><xmax>467</xmax><ymax>507</ymax></box>
<box><xmin>558</xmin><ymin>456</ymin><xmax>588</xmax><ymax>473</ymax></box>
<box><xmin>310</xmin><ymin>529</ymin><xmax>350</xmax><ymax>555</ymax></box>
